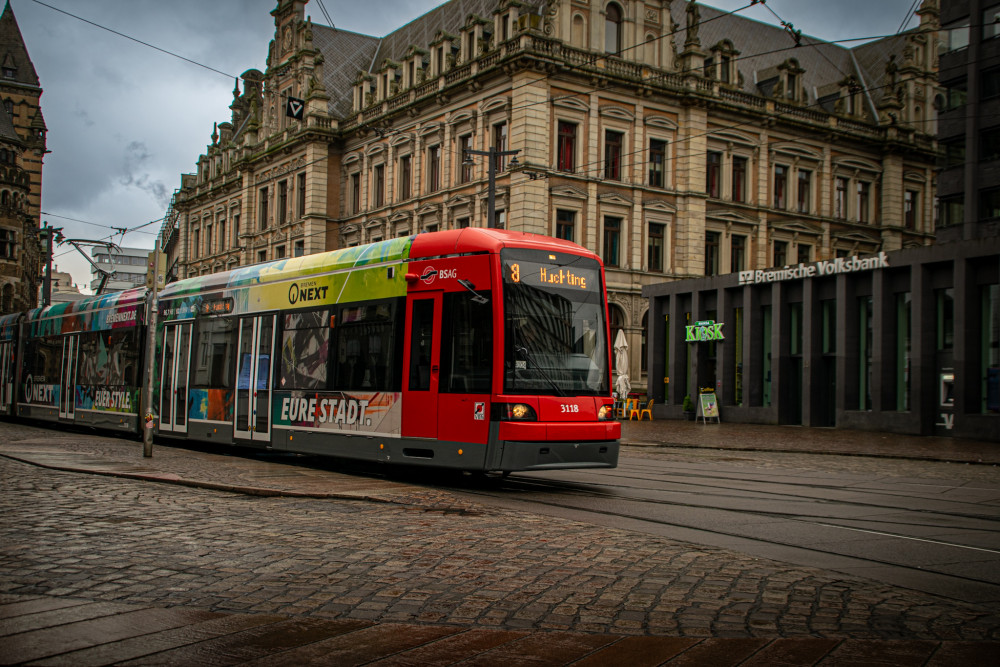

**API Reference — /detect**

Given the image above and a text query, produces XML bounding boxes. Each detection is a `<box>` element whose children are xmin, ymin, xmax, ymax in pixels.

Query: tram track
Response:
<box><xmin>427</xmin><ymin>460</ymin><xmax>1000</xmax><ymax>605</ymax></box>
<box><xmin>495</xmin><ymin>470</ymin><xmax>1000</xmax><ymax>526</ymax></box>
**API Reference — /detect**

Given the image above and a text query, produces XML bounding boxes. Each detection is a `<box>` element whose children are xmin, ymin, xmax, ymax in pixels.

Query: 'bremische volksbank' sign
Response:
<box><xmin>738</xmin><ymin>252</ymin><xmax>889</xmax><ymax>286</ymax></box>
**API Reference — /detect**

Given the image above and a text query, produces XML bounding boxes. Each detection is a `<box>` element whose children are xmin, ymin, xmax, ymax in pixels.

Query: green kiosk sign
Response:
<box><xmin>686</xmin><ymin>319</ymin><xmax>724</xmax><ymax>342</ymax></box>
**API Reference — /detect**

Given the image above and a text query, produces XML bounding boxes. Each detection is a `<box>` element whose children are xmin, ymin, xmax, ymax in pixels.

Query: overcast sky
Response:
<box><xmin>12</xmin><ymin>0</ymin><xmax>922</xmax><ymax>292</ymax></box>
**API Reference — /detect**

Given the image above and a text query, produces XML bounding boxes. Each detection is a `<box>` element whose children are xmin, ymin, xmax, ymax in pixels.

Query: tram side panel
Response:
<box><xmin>18</xmin><ymin>292</ymin><xmax>147</xmax><ymax>433</ymax></box>
<box><xmin>0</xmin><ymin>313</ymin><xmax>23</xmax><ymax>417</ymax></box>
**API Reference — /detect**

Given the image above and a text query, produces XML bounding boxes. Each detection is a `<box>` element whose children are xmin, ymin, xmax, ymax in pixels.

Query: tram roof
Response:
<box><xmin>160</xmin><ymin>228</ymin><xmax>591</xmax><ymax>299</ymax></box>
<box><xmin>24</xmin><ymin>288</ymin><xmax>147</xmax><ymax>324</ymax></box>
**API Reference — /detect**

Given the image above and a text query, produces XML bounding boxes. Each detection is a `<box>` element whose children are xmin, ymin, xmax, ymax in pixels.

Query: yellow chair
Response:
<box><xmin>637</xmin><ymin>399</ymin><xmax>653</xmax><ymax>421</ymax></box>
<box><xmin>613</xmin><ymin>399</ymin><xmax>625</xmax><ymax>419</ymax></box>
<box><xmin>628</xmin><ymin>398</ymin><xmax>642</xmax><ymax>420</ymax></box>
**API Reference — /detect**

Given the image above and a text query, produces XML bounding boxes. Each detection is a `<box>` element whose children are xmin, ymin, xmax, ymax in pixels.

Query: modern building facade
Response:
<box><xmin>0</xmin><ymin>1</ymin><xmax>45</xmax><ymax>315</ymax></box>
<box><xmin>640</xmin><ymin>1</ymin><xmax>1000</xmax><ymax>443</ymax></box>
<box><xmin>937</xmin><ymin>0</ymin><xmax>1000</xmax><ymax>243</ymax></box>
<box><xmin>90</xmin><ymin>246</ymin><xmax>151</xmax><ymax>293</ymax></box>
<box><xmin>642</xmin><ymin>236</ymin><xmax>1000</xmax><ymax>441</ymax></box>
<box><xmin>163</xmin><ymin>0</ymin><xmax>942</xmax><ymax>395</ymax></box>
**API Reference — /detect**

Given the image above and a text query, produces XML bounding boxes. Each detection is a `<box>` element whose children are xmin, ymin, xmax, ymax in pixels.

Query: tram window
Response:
<box><xmin>78</xmin><ymin>332</ymin><xmax>101</xmax><ymax>385</ymax></box>
<box><xmin>440</xmin><ymin>291</ymin><xmax>492</xmax><ymax>393</ymax></box>
<box><xmin>409</xmin><ymin>299</ymin><xmax>433</xmax><ymax>391</ymax></box>
<box><xmin>75</xmin><ymin>329</ymin><xmax>137</xmax><ymax>387</ymax></box>
<box><xmin>193</xmin><ymin>317</ymin><xmax>235</xmax><ymax>388</ymax></box>
<box><xmin>24</xmin><ymin>336</ymin><xmax>62</xmax><ymax>383</ymax></box>
<box><xmin>333</xmin><ymin>300</ymin><xmax>398</xmax><ymax>391</ymax></box>
<box><xmin>279</xmin><ymin>309</ymin><xmax>329</xmax><ymax>390</ymax></box>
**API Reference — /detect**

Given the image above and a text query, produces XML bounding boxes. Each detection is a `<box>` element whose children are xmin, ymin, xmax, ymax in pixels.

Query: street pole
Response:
<box><xmin>142</xmin><ymin>238</ymin><xmax>161</xmax><ymax>458</ymax></box>
<box><xmin>463</xmin><ymin>146</ymin><xmax>520</xmax><ymax>228</ymax></box>
<box><xmin>41</xmin><ymin>223</ymin><xmax>53</xmax><ymax>307</ymax></box>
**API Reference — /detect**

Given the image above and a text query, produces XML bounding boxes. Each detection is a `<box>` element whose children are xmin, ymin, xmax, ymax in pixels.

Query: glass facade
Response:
<box><xmin>859</xmin><ymin>296</ymin><xmax>873</xmax><ymax>411</ymax></box>
<box><xmin>983</xmin><ymin>284</ymin><xmax>999</xmax><ymax>413</ymax></box>
<box><xmin>896</xmin><ymin>292</ymin><xmax>911</xmax><ymax>411</ymax></box>
<box><xmin>644</xmin><ymin>241</ymin><xmax>998</xmax><ymax>440</ymax></box>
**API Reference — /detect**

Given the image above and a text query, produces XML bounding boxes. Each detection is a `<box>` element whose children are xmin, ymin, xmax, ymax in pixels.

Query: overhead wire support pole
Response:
<box><xmin>142</xmin><ymin>237</ymin><xmax>162</xmax><ymax>458</ymax></box>
<box><xmin>463</xmin><ymin>147</ymin><xmax>520</xmax><ymax>228</ymax></box>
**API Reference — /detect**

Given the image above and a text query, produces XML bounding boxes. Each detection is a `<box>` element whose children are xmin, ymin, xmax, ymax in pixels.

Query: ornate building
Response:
<box><xmin>166</xmin><ymin>0</ymin><xmax>941</xmax><ymax>395</ymax></box>
<box><xmin>0</xmin><ymin>1</ymin><xmax>45</xmax><ymax>314</ymax></box>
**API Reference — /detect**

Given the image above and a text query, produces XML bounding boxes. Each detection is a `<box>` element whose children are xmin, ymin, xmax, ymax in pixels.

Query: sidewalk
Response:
<box><xmin>1</xmin><ymin>420</ymin><xmax>998</xmax><ymax>665</ymax></box>
<box><xmin>621</xmin><ymin>419</ymin><xmax>1000</xmax><ymax>464</ymax></box>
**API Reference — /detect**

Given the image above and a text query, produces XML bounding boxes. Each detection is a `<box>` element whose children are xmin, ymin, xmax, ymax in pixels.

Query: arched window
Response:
<box><xmin>605</xmin><ymin>3</ymin><xmax>622</xmax><ymax>54</ymax></box>
<box><xmin>645</xmin><ymin>32</ymin><xmax>658</xmax><ymax>67</ymax></box>
<box><xmin>572</xmin><ymin>14</ymin><xmax>587</xmax><ymax>47</ymax></box>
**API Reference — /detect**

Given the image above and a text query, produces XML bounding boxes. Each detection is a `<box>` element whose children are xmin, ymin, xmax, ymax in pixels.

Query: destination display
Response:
<box><xmin>503</xmin><ymin>258</ymin><xmax>599</xmax><ymax>292</ymax></box>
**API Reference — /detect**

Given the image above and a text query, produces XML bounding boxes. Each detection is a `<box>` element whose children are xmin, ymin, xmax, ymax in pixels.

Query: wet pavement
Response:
<box><xmin>1</xmin><ymin>418</ymin><xmax>998</xmax><ymax>665</ymax></box>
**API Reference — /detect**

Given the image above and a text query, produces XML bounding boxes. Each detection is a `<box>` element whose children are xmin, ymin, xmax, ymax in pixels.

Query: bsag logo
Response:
<box><xmin>419</xmin><ymin>267</ymin><xmax>457</xmax><ymax>285</ymax></box>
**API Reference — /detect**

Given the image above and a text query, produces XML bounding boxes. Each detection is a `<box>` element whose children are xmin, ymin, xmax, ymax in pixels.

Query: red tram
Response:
<box><xmin>1</xmin><ymin>229</ymin><xmax>620</xmax><ymax>473</ymax></box>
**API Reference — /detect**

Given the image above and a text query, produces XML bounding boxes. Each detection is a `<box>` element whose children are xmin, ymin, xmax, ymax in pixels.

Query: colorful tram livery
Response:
<box><xmin>5</xmin><ymin>289</ymin><xmax>146</xmax><ymax>429</ymax></box>
<box><xmin>2</xmin><ymin>229</ymin><xmax>620</xmax><ymax>472</ymax></box>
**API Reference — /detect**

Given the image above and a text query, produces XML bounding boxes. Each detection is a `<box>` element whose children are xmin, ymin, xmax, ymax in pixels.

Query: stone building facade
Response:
<box><xmin>0</xmin><ymin>2</ymin><xmax>46</xmax><ymax>315</ymax></box>
<box><xmin>165</xmin><ymin>0</ymin><xmax>941</xmax><ymax>395</ymax></box>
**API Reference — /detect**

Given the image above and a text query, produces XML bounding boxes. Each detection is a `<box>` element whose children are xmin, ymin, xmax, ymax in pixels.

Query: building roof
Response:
<box><xmin>0</xmin><ymin>0</ymin><xmax>40</xmax><ymax>89</ymax></box>
<box><xmin>677</xmin><ymin>3</ymin><xmax>911</xmax><ymax>112</ymax></box>
<box><xmin>308</xmin><ymin>0</ymin><xmax>919</xmax><ymax>121</ymax></box>
<box><xmin>312</xmin><ymin>0</ymin><xmax>541</xmax><ymax>118</ymax></box>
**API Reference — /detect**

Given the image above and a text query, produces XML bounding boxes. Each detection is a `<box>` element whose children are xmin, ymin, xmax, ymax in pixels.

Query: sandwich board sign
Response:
<box><xmin>699</xmin><ymin>390</ymin><xmax>720</xmax><ymax>424</ymax></box>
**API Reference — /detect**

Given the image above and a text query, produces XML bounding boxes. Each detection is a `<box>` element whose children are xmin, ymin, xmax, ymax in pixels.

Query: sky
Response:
<box><xmin>11</xmin><ymin>0</ymin><xmax>924</xmax><ymax>293</ymax></box>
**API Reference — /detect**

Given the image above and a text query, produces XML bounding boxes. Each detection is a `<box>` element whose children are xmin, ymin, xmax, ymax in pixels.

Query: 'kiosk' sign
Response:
<box><xmin>687</xmin><ymin>320</ymin><xmax>724</xmax><ymax>342</ymax></box>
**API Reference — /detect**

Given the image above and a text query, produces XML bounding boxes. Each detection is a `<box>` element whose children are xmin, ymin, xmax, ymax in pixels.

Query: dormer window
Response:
<box><xmin>839</xmin><ymin>75</ymin><xmax>863</xmax><ymax>116</ymax></box>
<box><xmin>466</xmin><ymin>30</ymin><xmax>476</xmax><ymax>61</ymax></box>
<box><xmin>2</xmin><ymin>68</ymin><xmax>14</xmax><ymax>80</ymax></box>
<box><xmin>777</xmin><ymin>58</ymin><xmax>806</xmax><ymax>103</ymax></box>
<box><xmin>706</xmin><ymin>40</ymin><xmax>739</xmax><ymax>85</ymax></box>
<box><xmin>786</xmin><ymin>72</ymin><xmax>798</xmax><ymax>101</ymax></box>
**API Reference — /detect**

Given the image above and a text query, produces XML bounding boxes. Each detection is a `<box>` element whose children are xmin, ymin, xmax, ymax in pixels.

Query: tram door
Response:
<box><xmin>0</xmin><ymin>339</ymin><xmax>13</xmax><ymax>413</ymax></box>
<box><xmin>160</xmin><ymin>322</ymin><xmax>192</xmax><ymax>433</ymax></box>
<box><xmin>234</xmin><ymin>314</ymin><xmax>275</xmax><ymax>443</ymax></box>
<box><xmin>402</xmin><ymin>294</ymin><xmax>441</xmax><ymax>439</ymax></box>
<box><xmin>59</xmin><ymin>335</ymin><xmax>79</xmax><ymax>420</ymax></box>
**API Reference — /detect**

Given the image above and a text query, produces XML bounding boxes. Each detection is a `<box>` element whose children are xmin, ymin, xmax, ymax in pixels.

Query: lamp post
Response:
<box><xmin>463</xmin><ymin>146</ymin><xmax>520</xmax><ymax>228</ymax></box>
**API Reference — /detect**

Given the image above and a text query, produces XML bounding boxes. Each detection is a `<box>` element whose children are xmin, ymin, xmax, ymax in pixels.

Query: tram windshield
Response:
<box><xmin>501</xmin><ymin>248</ymin><xmax>609</xmax><ymax>396</ymax></box>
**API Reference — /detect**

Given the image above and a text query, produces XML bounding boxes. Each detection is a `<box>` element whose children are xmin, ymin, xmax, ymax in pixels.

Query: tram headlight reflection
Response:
<box><xmin>497</xmin><ymin>403</ymin><xmax>537</xmax><ymax>421</ymax></box>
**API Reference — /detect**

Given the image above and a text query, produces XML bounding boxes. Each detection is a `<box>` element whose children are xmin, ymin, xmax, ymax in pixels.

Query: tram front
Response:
<box><xmin>491</xmin><ymin>246</ymin><xmax>620</xmax><ymax>471</ymax></box>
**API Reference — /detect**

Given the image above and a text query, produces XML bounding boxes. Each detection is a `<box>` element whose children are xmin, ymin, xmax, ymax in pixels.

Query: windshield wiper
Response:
<box><xmin>515</xmin><ymin>345</ymin><xmax>567</xmax><ymax>397</ymax></box>
<box><xmin>458</xmin><ymin>279</ymin><xmax>489</xmax><ymax>304</ymax></box>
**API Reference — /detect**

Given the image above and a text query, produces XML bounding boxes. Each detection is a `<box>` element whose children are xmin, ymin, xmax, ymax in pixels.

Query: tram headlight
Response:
<box><xmin>598</xmin><ymin>404</ymin><xmax>614</xmax><ymax>420</ymax></box>
<box><xmin>496</xmin><ymin>403</ymin><xmax>537</xmax><ymax>421</ymax></box>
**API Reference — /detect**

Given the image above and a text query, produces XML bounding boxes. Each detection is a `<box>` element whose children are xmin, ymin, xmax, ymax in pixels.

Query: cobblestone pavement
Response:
<box><xmin>2</xmin><ymin>424</ymin><xmax>999</xmax><ymax>644</ymax></box>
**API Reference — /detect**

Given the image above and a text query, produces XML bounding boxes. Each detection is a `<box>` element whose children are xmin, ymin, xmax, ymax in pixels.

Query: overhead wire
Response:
<box><xmin>29</xmin><ymin>0</ymin><xmax>238</xmax><ymax>80</ymax></box>
<box><xmin>32</xmin><ymin>0</ymin><xmax>943</xmax><ymax>267</ymax></box>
